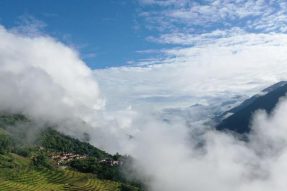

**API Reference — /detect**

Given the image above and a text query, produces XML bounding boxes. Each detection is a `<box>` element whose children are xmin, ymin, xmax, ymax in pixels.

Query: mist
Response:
<box><xmin>0</xmin><ymin>25</ymin><xmax>134</xmax><ymax>153</ymax></box>
<box><xmin>0</xmin><ymin>25</ymin><xmax>104</xmax><ymax>120</ymax></box>
<box><xmin>0</xmin><ymin>26</ymin><xmax>88</xmax><ymax>148</ymax></box>
<box><xmin>128</xmin><ymin>99</ymin><xmax>287</xmax><ymax>191</ymax></box>
<box><xmin>2</xmin><ymin>23</ymin><xmax>287</xmax><ymax>191</ymax></box>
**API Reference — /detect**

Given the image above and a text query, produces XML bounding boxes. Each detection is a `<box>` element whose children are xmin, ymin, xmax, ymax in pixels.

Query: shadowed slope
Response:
<box><xmin>216</xmin><ymin>81</ymin><xmax>287</xmax><ymax>134</ymax></box>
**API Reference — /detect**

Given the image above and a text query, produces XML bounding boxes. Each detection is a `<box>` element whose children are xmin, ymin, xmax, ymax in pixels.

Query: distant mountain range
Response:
<box><xmin>216</xmin><ymin>81</ymin><xmax>287</xmax><ymax>134</ymax></box>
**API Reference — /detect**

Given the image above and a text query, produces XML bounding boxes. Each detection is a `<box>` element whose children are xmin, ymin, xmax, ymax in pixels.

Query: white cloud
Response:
<box><xmin>0</xmin><ymin>25</ymin><xmax>104</xmax><ymax>123</ymax></box>
<box><xmin>0</xmin><ymin>25</ymin><xmax>151</xmax><ymax>154</ymax></box>
<box><xmin>147</xmin><ymin>27</ymin><xmax>246</xmax><ymax>45</ymax></box>
<box><xmin>95</xmin><ymin>2</ymin><xmax>287</xmax><ymax>186</ymax></box>
<box><xmin>94</xmin><ymin>3</ymin><xmax>287</xmax><ymax>189</ymax></box>
<box><xmin>123</xmin><ymin>97</ymin><xmax>287</xmax><ymax>191</ymax></box>
<box><xmin>13</xmin><ymin>14</ymin><xmax>47</xmax><ymax>36</ymax></box>
<box><xmin>94</xmin><ymin>32</ymin><xmax>287</xmax><ymax>169</ymax></box>
<box><xmin>94</xmin><ymin>41</ymin><xmax>287</xmax><ymax>190</ymax></box>
<box><xmin>95</xmin><ymin>32</ymin><xmax>287</xmax><ymax>113</ymax></box>
<box><xmin>138</xmin><ymin>0</ymin><xmax>287</xmax><ymax>33</ymax></box>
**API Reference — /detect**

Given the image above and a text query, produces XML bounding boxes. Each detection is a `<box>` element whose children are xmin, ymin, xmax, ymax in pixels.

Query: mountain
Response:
<box><xmin>216</xmin><ymin>81</ymin><xmax>287</xmax><ymax>134</ymax></box>
<box><xmin>39</xmin><ymin>127</ymin><xmax>109</xmax><ymax>159</ymax></box>
<box><xmin>0</xmin><ymin>113</ymin><xmax>142</xmax><ymax>191</ymax></box>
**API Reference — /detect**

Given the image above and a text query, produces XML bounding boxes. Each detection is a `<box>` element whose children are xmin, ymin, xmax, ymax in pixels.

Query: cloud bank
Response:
<box><xmin>93</xmin><ymin>31</ymin><xmax>287</xmax><ymax>191</ymax></box>
<box><xmin>98</xmin><ymin>2</ymin><xmax>287</xmax><ymax>189</ymax></box>
<box><xmin>93</xmin><ymin>2</ymin><xmax>287</xmax><ymax>189</ymax></box>
<box><xmin>0</xmin><ymin>25</ymin><xmax>104</xmax><ymax>121</ymax></box>
<box><xmin>0</xmin><ymin>25</ymin><xmax>137</xmax><ymax>153</ymax></box>
<box><xmin>95</xmin><ymin>32</ymin><xmax>287</xmax><ymax>113</ymax></box>
<box><xmin>125</xmin><ymin>97</ymin><xmax>287</xmax><ymax>191</ymax></box>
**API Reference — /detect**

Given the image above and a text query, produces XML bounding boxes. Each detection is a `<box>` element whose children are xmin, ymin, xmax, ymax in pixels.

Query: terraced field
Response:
<box><xmin>0</xmin><ymin>168</ymin><xmax>121</xmax><ymax>191</ymax></box>
<box><xmin>0</xmin><ymin>154</ymin><xmax>122</xmax><ymax>191</ymax></box>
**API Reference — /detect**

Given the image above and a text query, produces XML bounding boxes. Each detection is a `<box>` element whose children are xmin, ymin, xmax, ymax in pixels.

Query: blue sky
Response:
<box><xmin>0</xmin><ymin>0</ymin><xmax>164</xmax><ymax>68</ymax></box>
<box><xmin>1</xmin><ymin>0</ymin><xmax>287</xmax><ymax>69</ymax></box>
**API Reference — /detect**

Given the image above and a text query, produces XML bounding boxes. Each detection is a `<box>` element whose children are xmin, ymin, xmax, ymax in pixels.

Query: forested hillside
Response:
<box><xmin>0</xmin><ymin>113</ymin><xmax>143</xmax><ymax>191</ymax></box>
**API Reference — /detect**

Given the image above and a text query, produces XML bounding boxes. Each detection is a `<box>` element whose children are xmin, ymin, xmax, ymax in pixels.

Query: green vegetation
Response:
<box><xmin>0</xmin><ymin>113</ymin><xmax>28</xmax><ymax>128</ymax></box>
<box><xmin>69</xmin><ymin>157</ymin><xmax>121</xmax><ymax>180</ymax></box>
<box><xmin>0</xmin><ymin>113</ymin><xmax>143</xmax><ymax>191</ymax></box>
<box><xmin>31</xmin><ymin>152</ymin><xmax>52</xmax><ymax>169</ymax></box>
<box><xmin>0</xmin><ymin>133</ymin><xmax>12</xmax><ymax>154</ymax></box>
<box><xmin>0</xmin><ymin>153</ymin><xmax>122</xmax><ymax>191</ymax></box>
<box><xmin>39</xmin><ymin>128</ymin><xmax>109</xmax><ymax>159</ymax></box>
<box><xmin>68</xmin><ymin>156</ymin><xmax>144</xmax><ymax>190</ymax></box>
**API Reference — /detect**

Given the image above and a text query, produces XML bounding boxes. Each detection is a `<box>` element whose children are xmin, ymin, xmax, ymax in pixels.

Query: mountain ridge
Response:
<box><xmin>216</xmin><ymin>81</ymin><xmax>287</xmax><ymax>134</ymax></box>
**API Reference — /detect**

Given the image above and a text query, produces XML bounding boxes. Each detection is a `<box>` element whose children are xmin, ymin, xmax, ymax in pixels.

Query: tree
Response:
<box><xmin>0</xmin><ymin>134</ymin><xmax>11</xmax><ymax>154</ymax></box>
<box><xmin>120</xmin><ymin>184</ymin><xmax>139</xmax><ymax>191</ymax></box>
<box><xmin>31</xmin><ymin>153</ymin><xmax>51</xmax><ymax>168</ymax></box>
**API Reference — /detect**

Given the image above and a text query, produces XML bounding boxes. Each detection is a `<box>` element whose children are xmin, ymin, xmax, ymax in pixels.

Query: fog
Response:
<box><xmin>2</xmin><ymin>24</ymin><xmax>287</xmax><ymax>191</ymax></box>
<box><xmin>129</xmin><ymin>98</ymin><xmax>287</xmax><ymax>191</ymax></box>
<box><xmin>0</xmin><ymin>25</ymin><xmax>103</xmax><ymax>120</ymax></box>
<box><xmin>0</xmin><ymin>25</ymin><xmax>134</xmax><ymax>152</ymax></box>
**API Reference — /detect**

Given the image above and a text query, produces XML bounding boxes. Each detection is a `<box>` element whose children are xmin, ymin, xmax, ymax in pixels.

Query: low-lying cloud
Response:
<box><xmin>0</xmin><ymin>25</ymin><xmax>104</xmax><ymax>122</ymax></box>
<box><xmin>0</xmin><ymin>25</ymin><xmax>134</xmax><ymax>153</ymax></box>
<box><xmin>94</xmin><ymin>32</ymin><xmax>287</xmax><ymax>190</ymax></box>
<box><xmin>127</xmin><ymin>98</ymin><xmax>287</xmax><ymax>191</ymax></box>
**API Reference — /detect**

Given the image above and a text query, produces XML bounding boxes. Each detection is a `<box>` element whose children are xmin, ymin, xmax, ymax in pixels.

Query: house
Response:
<box><xmin>50</xmin><ymin>152</ymin><xmax>87</xmax><ymax>166</ymax></box>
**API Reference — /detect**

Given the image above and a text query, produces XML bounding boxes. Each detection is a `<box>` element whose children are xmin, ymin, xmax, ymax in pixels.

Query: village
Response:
<box><xmin>49</xmin><ymin>152</ymin><xmax>122</xmax><ymax>167</ymax></box>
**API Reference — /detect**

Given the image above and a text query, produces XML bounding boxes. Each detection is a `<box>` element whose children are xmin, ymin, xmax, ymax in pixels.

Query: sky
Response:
<box><xmin>1</xmin><ymin>0</ymin><xmax>287</xmax><ymax>68</ymax></box>
<box><xmin>0</xmin><ymin>0</ymin><xmax>158</xmax><ymax>68</ymax></box>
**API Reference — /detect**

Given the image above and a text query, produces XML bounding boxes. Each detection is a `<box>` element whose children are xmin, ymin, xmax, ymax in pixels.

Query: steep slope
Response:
<box><xmin>39</xmin><ymin>128</ymin><xmax>109</xmax><ymax>159</ymax></box>
<box><xmin>216</xmin><ymin>81</ymin><xmax>287</xmax><ymax>134</ymax></box>
<box><xmin>0</xmin><ymin>113</ymin><xmax>142</xmax><ymax>191</ymax></box>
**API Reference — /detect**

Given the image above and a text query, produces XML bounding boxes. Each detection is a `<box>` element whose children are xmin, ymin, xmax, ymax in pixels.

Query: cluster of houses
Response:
<box><xmin>50</xmin><ymin>152</ymin><xmax>87</xmax><ymax>165</ymax></box>
<box><xmin>99</xmin><ymin>158</ymin><xmax>123</xmax><ymax>166</ymax></box>
<box><xmin>49</xmin><ymin>152</ymin><xmax>123</xmax><ymax>167</ymax></box>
